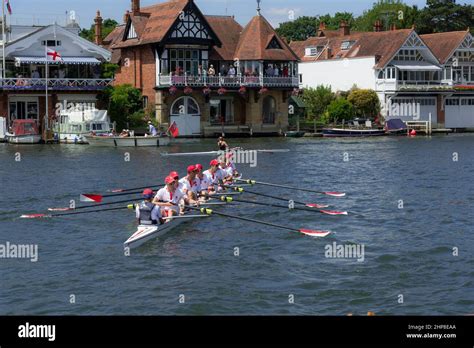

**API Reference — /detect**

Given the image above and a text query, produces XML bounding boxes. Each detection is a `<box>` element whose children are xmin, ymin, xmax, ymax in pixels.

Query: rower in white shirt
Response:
<box><xmin>178</xmin><ymin>165</ymin><xmax>200</xmax><ymax>204</ymax></box>
<box><xmin>153</xmin><ymin>175</ymin><xmax>186</xmax><ymax>218</ymax></box>
<box><xmin>202</xmin><ymin>159</ymin><xmax>225</xmax><ymax>193</ymax></box>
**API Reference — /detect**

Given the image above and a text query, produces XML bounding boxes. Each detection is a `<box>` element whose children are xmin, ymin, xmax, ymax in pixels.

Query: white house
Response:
<box><xmin>290</xmin><ymin>22</ymin><xmax>474</xmax><ymax>129</ymax></box>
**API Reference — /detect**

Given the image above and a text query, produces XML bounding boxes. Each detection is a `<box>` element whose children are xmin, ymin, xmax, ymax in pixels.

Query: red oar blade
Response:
<box><xmin>320</xmin><ymin>210</ymin><xmax>348</xmax><ymax>216</ymax></box>
<box><xmin>299</xmin><ymin>229</ymin><xmax>331</xmax><ymax>237</ymax></box>
<box><xmin>20</xmin><ymin>214</ymin><xmax>50</xmax><ymax>219</ymax></box>
<box><xmin>306</xmin><ymin>203</ymin><xmax>329</xmax><ymax>209</ymax></box>
<box><xmin>48</xmin><ymin>207</ymin><xmax>72</xmax><ymax>212</ymax></box>
<box><xmin>80</xmin><ymin>194</ymin><xmax>102</xmax><ymax>203</ymax></box>
<box><xmin>324</xmin><ymin>192</ymin><xmax>346</xmax><ymax>197</ymax></box>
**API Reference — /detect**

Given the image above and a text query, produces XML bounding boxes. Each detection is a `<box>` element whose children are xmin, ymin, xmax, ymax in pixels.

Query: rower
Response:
<box><xmin>194</xmin><ymin>163</ymin><xmax>207</xmax><ymax>197</ymax></box>
<box><xmin>218</xmin><ymin>157</ymin><xmax>234</xmax><ymax>183</ymax></box>
<box><xmin>153</xmin><ymin>176</ymin><xmax>186</xmax><ymax>219</ymax></box>
<box><xmin>226</xmin><ymin>152</ymin><xmax>239</xmax><ymax>177</ymax></box>
<box><xmin>136</xmin><ymin>189</ymin><xmax>163</xmax><ymax>225</ymax></box>
<box><xmin>178</xmin><ymin>165</ymin><xmax>200</xmax><ymax>205</ymax></box>
<box><xmin>202</xmin><ymin>159</ymin><xmax>225</xmax><ymax>193</ymax></box>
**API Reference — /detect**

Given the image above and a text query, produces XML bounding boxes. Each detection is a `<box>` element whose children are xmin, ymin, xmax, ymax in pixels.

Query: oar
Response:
<box><xmin>219</xmin><ymin>196</ymin><xmax>347</xmax><ymax>216</ymax></box>
<box><xmin>236</xmin><ymin>178</ymin><xmax>346</xmax><ymax>197</ymax></box>
<box><xmin>223</xmin><ymin>185</ymin><xmax>330</xmax><ymax>209</ymax></box>
<box><xmin>185</xmin><ymin>206</ymin><xmax>331</xmax><ymax>238</ymax></box>
<box><xmin>48</xmin><ymin>198</ymin><xmax>139</xmax><ymax>212</ymax></box>
<box><xmin>20</xmin><ymin>205</ymin><xmax>132</xmax><ymax>219</ymax></box>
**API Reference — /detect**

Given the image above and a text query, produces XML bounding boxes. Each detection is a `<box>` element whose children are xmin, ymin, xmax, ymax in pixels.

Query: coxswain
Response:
<box><xmin>136</xmin><ymin>189</ymin><xmax>163</xmax><ymax>225</ymax></box>
<box><xmin>217</xmin><ymin>136</ymin><xmax>228</xmax><ymax>151</ymax></box>
<box><xmin>178</xmin><ymin>165</ymin><xmax>200</xmax><ymax>205</ymax></box>
<box><xmin>153</xmin><ymin>176</ymin><xmax>186</xmax><ymax>219</ymax></box>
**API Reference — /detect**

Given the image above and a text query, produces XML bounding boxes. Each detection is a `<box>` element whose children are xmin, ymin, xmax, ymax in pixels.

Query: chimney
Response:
<box><xmin>324</xmin><ymin>47</ymin><xmax>332</xmax><ymax>60</ymax></box>
<box><xmin>123</xmin><ymin>10</ymin><xmax>130</xmax><ymax>24</ymax></box>
<box><xmin>373</xmin><ymin>20</ymin><xmax>383</xmax><ymax>32</ymax></box>
<box><xmin>339</xmin><ymin>20</ymin><xmax>350</xmax><ymax>36</ymax></box>
<box><xmin>317</xmin><ymin>22</ymin><xmax>326</xmax><ymax>37</ymax></box>
<box><xmin>132</xmin><ymin>0</ymin><xmax>140</xmax><ymax>15</ymax></box>
<box><xmin>94</xmin><ymin>10</ymin><xmax>103</xmax><ymax>45</ymax></box>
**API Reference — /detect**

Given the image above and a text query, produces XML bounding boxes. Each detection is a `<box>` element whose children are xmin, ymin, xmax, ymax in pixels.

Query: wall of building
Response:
<box><xmin>298</xmin><ymin>57</ymin><xmax>377</xmax><ymax>91</ymax></box>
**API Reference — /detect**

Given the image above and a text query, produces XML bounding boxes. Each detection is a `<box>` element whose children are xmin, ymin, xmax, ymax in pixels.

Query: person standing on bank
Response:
<box><xmin>148</xmin><ymin>121</ymin><xmax>158</xmax><ymax>136</ymax></box>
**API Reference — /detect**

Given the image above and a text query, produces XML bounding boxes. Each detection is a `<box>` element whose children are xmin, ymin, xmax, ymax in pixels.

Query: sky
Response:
<box><xmin>6</xmin><ymin>0</ymin><xmax>457</xmax><ymax>29</ymax></box>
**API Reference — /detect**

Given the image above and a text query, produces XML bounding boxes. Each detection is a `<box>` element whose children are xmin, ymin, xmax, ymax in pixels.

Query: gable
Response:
<box><xmin>386</xmin><ymin>31</ymin><xmax>439</xmax><ymax>67</ymax></box>
<box><xmin>458</xmin><ymin>33</ymin><xmax>473</xmax><ymax>50</ymax></box>
<box><xmin>267</xmin><ymin>36</ymin><xmax>282</xmax><ymax>49</ymax></box>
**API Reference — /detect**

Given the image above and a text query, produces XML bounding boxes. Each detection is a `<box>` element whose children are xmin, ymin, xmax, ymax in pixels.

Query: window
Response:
<box><xmin>170</xmin><ymin>8</ymin><xmax>211</xmax><ymax>40</ymax></box>
<box><xmin>143</xmin><ymin>96</ymin><xmax>148</xmax><ymax>108</ymax></box>
<box><xmin>262</xmin><ymin>96</ymin><xmax>276</xmax><ymax>124</ymax></box>
<box><xmin>41</xmin><ymin>40</ymin><xmax>61</xmax><ymax>46</ymax></box>
<box><xmin>169</xmin><ymin>49</ymin><xmax>200</xmax><ymax>75</ymax></box>
<box><xmin>446</xmin><ymin>99</ymin><xmax>459</xmax><ymax>106</ymax></box>
<box><xmin>267</xmin><ymin>36</ymin><xmax>283</xmax><ymax>49</ymax></box>
<box><xmin>461</xmin><ymin>99</ymin><xmax>474</xmax><ymax>106</ymax></box>
<box><xmin>340</xmin><ymin>41</ymin><xmax>355</xmax><ymax>50</ymax></box>
<box><xmin>210</xmin><ymin>98</ymin><xmax>234</xmax><ymax>125</ymax></box>
<box><xmin>170</xmin><ymin>97</ymin><xmax>200</xmax><ymax>116</ymax></box>
<box><xmin>305</xmin><ymin>47</ymin><xmax>317</xmax><ymax>56</ymax></box>
<box><xmin>127</xmin><ymin>24</ymin><xmax>137</xmax><ymax>39</ymax></box>
<box><xmin>9</xmin><ymin>101</ymin><xmax>39</xmax><ymax>120</ymax></box>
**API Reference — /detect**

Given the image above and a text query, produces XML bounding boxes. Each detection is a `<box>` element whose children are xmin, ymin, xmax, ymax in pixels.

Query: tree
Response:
<box><xmin>301</xmin><ymin>85</ymin><xmax>335</xmax><ymax>120</ymax></box>
<box><xmin>347</xmin><ymin>89</ymin><xmax>381</xmax><ymax>119</ymax></box>
<box><xmin>326</xmin><ymin>98</ymin><xmax>355</xmax><ymax>123</ymax></box>
<box><xmin>275</xmin><ymin>16</ymin><xmax>319</xmax><ymax>41</ymax></box>
<box><xmin>415</xmin><ymin>0</ymin><xmax>473</xmax><ymax>34</ymax></box>
<box><xmin>318</xmin><ymin>12</ymin><xmax>356</xmax><ymax>30</ymax></box>
<box><xmin>103</xmin><ymin>85</ymin><xmax>144</xmax><ymax>130</ymax></box>
<box><xmin>353</xmin><ymin>0</ymin><xmax>419</xmax><ymax>31</ymax></box>
<box><xmin>80</xmin><ymin>18</ymin><xmax>118</xmax><ymax>42</ymax></box>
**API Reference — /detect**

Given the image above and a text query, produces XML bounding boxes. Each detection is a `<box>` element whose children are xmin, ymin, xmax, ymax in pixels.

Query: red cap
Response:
<box><xmin>210</xmin><ymin>159</ymin><xmax>219</xmax><ymax>167</ymax></box>
<box><xmin>187</xmin><ymin>165</ymin><xmax>197</xmax><ymax>173</ymax></box>
<box><xmin>195</xmin><ymin>164</ymin><xmax>203</xmax><ymax>172</ymax></box>
<box><xmin>143</xmin><ymin>188</ymin><xmax>153</xmax><ymax>197</ymax></box>
<box><xmin>169</xmin><ymin>171</ymin><xmax>179</xmax><ymax>179</ymax></box>
<box><xmin>165</xmin><ymin>176</ymin><xmax>175</xmax><ymax>184</ymax></box>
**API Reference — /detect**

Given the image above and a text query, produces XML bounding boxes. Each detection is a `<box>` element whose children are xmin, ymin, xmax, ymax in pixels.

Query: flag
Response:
<box><xmin>46</xmin><ymin>48</ymin><xmax>62</xmax><ymax>62</ymax></box>
<box><xmin>6</xmin><ymin>0</ymin><xmax>12</xmax><ymax>15</ymax></box>
<box><xmin>168</xmin><ymin>121</ymin><xmax>179</xmax><ymax>138</ymax></box>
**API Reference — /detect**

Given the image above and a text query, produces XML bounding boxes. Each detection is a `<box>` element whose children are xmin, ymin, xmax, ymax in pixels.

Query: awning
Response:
<box><xmin>392</xmin><ymin>61</ymin><xmax>441</xmax><ymax>71</ymax></box>
<box><xmin>289</xmin><ymin>96</ymin><xmax>306</xmax><ymax>108</ymax></box>
<box><xmin>14</xmin><ymin>57</ymin><xmax>102</xmax><ymax>65</ymax></box>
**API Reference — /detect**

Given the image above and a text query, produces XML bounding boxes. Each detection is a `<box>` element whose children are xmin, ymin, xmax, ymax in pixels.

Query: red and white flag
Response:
<box><xmin>168</xmin><ymin>121</ymin><xmax>179</xmax><ymax>138</ymax></box>
<box><xmin>47</xmin><ymin>48</ymin><xmax>62</xmax><ymax>62</ymax></box>
<box><xmin>6</xmin><ymin>0</ymin><xmax>12</xmax><ymax>15</ymax></box>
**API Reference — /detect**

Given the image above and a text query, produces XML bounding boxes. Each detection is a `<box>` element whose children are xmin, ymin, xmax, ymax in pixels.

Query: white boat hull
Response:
<box><xmin>85</xmin><ymin>136</ymin><xmax>170</xmax><ymax>147</ymax></box>
<box><xmin>124</xmin><ymin>219</ymin><xmax>187</xmax><ymax>249</ymax></box>
<box><xmin>7</xmin><ymin>134</ymin><xmax>42</xmax><ymax>144</ymax></box>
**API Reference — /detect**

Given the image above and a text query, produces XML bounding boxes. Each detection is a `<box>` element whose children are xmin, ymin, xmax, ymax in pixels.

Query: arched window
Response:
<box><xmin>262</xmin><ymin>96</ymin><xmax>276</xmax><ymax>124</ymax></box>
<box><xmin>170</xmin><ymin>96</ymin><xmax>200</xmax><ymax>116</ymax></box>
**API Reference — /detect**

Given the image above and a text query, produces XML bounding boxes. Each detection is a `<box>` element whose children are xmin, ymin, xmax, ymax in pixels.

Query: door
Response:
<box><xmin>445</xmin><ymin>97</ymin><xmax>474</xmax><ymax>128</ymax></box>
<box><xmin>170</xmin><ymin>96</ymin><xmax>201</xmax><ymax>136</ymax></box>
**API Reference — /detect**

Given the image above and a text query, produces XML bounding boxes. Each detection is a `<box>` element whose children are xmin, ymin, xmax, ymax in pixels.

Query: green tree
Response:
<box><xmin>415</xmin><ymin>0</ymin><xmax>473</xmax><ymax>34</ymax></box>
<box><xmin>103</xmin><ymin>85</ymin><xmax>144</xmax><ymax>130</ymax></box>
<box><xmin>318</xmin><ymin>12</ymin><xmax>356</xmax><ymax>30</ymax></box>
<box><xmin>301</xmin><ymin>85</ymin><xmax>335</xmax><ymax>120</ymax></box>
<box><xmin>275</xmin><ymin>16</ymin><xmax>319</xmax><ymax>41</ymax></box>
<box><xmin>347</xmin><ymin>89</ymin><xmax>381</xmax><ymax>119</ymax></box>
<box><xmin>80</xmin><ymin>18</ymin><xmax>118</xmax><ymax>42</ymax></box>
<box><xmin>326</xmin><ymin>98</ymin><xmax>355</xmax><ymax>123</ymax></box>
<box><xmin>353</xmin><ymin>0</ymin><xmax>419</xmax><ymax>31</ymax></box>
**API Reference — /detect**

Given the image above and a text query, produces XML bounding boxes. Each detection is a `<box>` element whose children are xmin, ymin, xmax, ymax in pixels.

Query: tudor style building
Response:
<box><xmin>0</xmin><ymin>21</ymin><xmax>112</xmax><ymax>135</ymax></box>
<box><xmin>104</xmin><ymin>0</ymin><xmax>299</xmax><ymax>136</ymax></box>
<box><xmin>291</xmin><ymin>22</ymin><xmax>474</xmax><ymax>129</ymax></box>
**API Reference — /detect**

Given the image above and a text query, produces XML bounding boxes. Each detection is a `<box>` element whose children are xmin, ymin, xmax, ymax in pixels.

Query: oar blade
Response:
<box><xmin>320</xmin><ymin>210</ymin><xmax>348</xmax><ymax>216</ymax></box>
<box><xmin>324</xmin><ymin>192</ymin><xmax>346</xmax><ymax>197</ymax></box>
<box><xmin>306</xmin><ymin>203</ymin><xmax>329</xmax><ymax>209</ymax></box>
<box><xmin>48</xmin><ymin>207</ymin><xmax>72</xmax><ymax>212</ymax></box>
<box><xmin>80</xmin><ymin>194</ymin><xmax>102</xmax><ymax>203</ymax></box>
<box><xmin>20</xmin><ymin>214</ymin><xmax>49</xmax><ymax>219</ymax></box>
<box><xmin>299</xmin><ymin>229</ymin><xmax>331</xmax><ymax>238</ymax></box>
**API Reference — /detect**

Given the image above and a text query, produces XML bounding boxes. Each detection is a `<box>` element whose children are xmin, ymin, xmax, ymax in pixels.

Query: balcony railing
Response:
<box><xmin>158</xmin><ymin>74</ymin><xmax>299</xmax><ymax>88</ymax></box>
<box><xmin>376</xmin><ymin>79</ymin><xmax>454</xmax><ymax>91</ymax></box>
<box><xmin>0</xmin><ymin>78</ymin><xmax>114</xmax><ymax>91</ymax></box>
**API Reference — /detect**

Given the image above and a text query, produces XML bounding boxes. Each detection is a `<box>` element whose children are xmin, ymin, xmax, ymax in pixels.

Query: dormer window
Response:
<box><xmin>127</xmin><ymin>23</ymin><xmax>137</xmax><ymax>40</ymax></box>
<box><xmin>340</xmin><ymin>40</ymin><xmax>354</xmax><ymax>50</ymax></box>
<box><xmin>305</xmin><ymin>46</ymin><xmax>324</xmax><ymax>57</ymax></box>
<box><xmin>267</xmin><ymin>36</ymin><xmax>283</xmax><ymax>49</ymax></box>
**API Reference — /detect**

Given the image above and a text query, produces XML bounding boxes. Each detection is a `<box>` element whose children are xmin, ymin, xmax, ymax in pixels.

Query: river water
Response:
<box><xmin>0</xmin><ymin>135</ymin><xmax>473</xmax><ymax>315</ymax></box>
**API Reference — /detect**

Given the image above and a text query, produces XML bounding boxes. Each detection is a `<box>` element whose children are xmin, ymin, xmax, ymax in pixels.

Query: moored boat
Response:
<box><xmin>0</xmin><ymin>116</ymin><xmax>6</xmax><ymax>142</ymax></box>
<box><xmin>6</xmin><ymin>119</ymin><xmax>42</xmax><ymax>144</ymax></box>
<box><xmin>322</xmin><ymin>128</ymin><xmax>386</xmax><ymax>137</ymax></box>
<box><xmin>84</xmin><ymin>135</ymin><xmax>171</xmax><ymax>147</ymax></box>
<box><xmin>285</xmin><ymin>131</ymin><xmax>306</xmax><ymax>137</ymax></box>
<box><xmin>385</xmin><ymin>118</ymin><xmax>408</xmax><ymax>135</ymax></box>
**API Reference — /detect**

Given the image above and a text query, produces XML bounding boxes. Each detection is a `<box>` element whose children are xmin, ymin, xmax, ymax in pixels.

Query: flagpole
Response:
<box><xmin>2</xmin><ymin>0</ymin><xmax>6</xmax><ymax>79</ymax></box>
<box><xmin>45</xmin><ymin>43</ymin><xmax>48</xmax><ymax>140</ymax></box>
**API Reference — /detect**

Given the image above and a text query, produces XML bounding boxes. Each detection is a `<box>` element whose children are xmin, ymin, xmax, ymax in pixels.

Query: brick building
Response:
<box><xmin>103</xmin><ymin>0</ymin><xmax>299</xmax><ymax>136</ymax></box>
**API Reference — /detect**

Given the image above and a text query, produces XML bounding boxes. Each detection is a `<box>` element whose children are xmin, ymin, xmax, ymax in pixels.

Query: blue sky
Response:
<box><xmin>6</xmin><ymin>0</ymin><xmax>456</xmax><ymax>28</ymax></box>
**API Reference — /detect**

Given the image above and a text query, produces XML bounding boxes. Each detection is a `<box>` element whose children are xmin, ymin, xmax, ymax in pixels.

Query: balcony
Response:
<box><xmin>0</xmin><ymin>78</ymin><xmax>114</xmax><ymax>91</ymax></box>
<box><xmin>376</xmin><ymin>79</ymin><xmax>454</xmax><ymax>92</ymax></box>
<box><xmin>158</xmin><ymin>74</ymin><xmax>300</xmax><ymax>88</ymax></box>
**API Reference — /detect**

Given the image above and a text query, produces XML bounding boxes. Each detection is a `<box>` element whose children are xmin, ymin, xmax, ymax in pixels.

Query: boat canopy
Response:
<box><xmin>386</xmin><ymin>118</ymin><xmax>407</xmax><ymax>130</ymax></box>
<box><xmin>11</xmin><ymin>119</ymin><xmax>39</xmax><ymax>136</ymax></box>
<box><xmin>61</xmin><ymin>109</ymin><xmax>109</xmax><ymax>123</ymax></box>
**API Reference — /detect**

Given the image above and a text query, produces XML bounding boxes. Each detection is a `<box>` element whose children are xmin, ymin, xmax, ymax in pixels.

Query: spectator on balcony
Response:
<box><xmin>58</xmin><ymin>68</ymin><xmax>66</xmax><ymax>79</ymax></box>
<box><xmin>274</xmin><ymin>66</ymin><xmax>280</xmax><ymax>77</ymax></box>
<box><xmin>31</xmin><ymin>70</ymin><xmax>40</xmax><ymax>79</ymax></box>
<box><xmin>208</xmin><ymin>65</ymin><xmax>216</xmax><ymax>76</ymax></box>
<box><xmin>283</xmin><ymin>66</ymin><xmax>289</xmax><ymax>77</ymax></box>
<box><xmin>228</xmin><ymin>66</ymin><xmax>236</xmax><ymax>78</ymax></box>
<box><xmin>220</xmin><ymin>64</ymin><xmax>227</xmax><ymax>76</ymax></box>
<box><xmin>266</xmin><ymin>65</ymin><xmax>274</xmax><ymax>76</ymax></box>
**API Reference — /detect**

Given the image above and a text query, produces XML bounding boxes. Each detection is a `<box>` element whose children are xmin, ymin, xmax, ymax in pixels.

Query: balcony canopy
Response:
<box><xmin>14</xmin><ymin>56</ymin><xmax>102</xmax><ymax>65</ymax></box>
<box><xmin>392</xmin><ymin>61</ymin><xmax>442</xmax><ymax>71</ymax></box>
